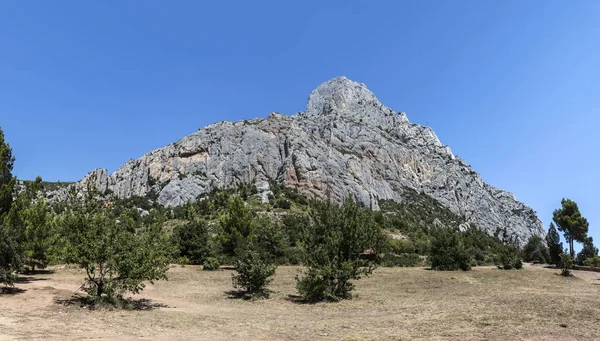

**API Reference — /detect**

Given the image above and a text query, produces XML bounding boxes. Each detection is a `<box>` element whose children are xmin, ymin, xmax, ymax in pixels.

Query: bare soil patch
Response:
<box><xmin>1</xmin><ymin>265</ymin><xmax>600</xmax><ymax>340</ymax></box>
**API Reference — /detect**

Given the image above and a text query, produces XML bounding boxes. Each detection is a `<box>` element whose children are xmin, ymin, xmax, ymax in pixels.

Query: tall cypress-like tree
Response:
<box><xmin>545</xmin><ymin>223</ymin><xmax>563</xmax><ymax>266</ymax></box>
<box><xmin>0</xmin><ymin>127</ymin><xmax>18</xmax><ymax>287</ymax></box>
<box><xmin>0</xmin><ymin>126</ymin><xmax>15</xmax><ymax>219</ymax></box>
<box><xmin>553</xmin><ymin>199</ymin><xmax>589</xmax><ymax>257</ymax></box>
<box><xmin>576</xmin><ymin>237</ymin><xmax>598</xmax><ymax>265</ymax></box>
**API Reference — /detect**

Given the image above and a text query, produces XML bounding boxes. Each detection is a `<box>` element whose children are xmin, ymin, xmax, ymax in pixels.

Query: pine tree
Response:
<box><xmin>576</xmin><ymin>237</ymin><xmax>598</xmax><ymax>265</ymax></box>
<box><xmin>553</xmin><ymin>199</ymin><xmax>589</xmax><ymax>257</ymax></box>
<box><xmin>0</xmin><ymin>127</ymin><xmax>18</xmax><ymax>287</ymax></box>
<box><xmin>219</xmin><ymin>196</ymin><xmax>254</xmax><ymax>258</ymax></box>
<box><xmin>545</xmin><ymin>223</ymin><xmax>563</xmax><ymax>266</ymax></box>
<box><xmin>0</xmin><ymin>126</ymin><xmax>15</xmax><ymax>219</ymax></box>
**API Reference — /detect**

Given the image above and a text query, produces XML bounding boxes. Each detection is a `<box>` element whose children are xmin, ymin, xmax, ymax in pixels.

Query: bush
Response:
<box><xmin>296</xmin><ymin>198</ymin><xmax>385</xmax><ymax>301</ymax></box>
<box><xmin>171</xmin><ymin>220</ymin><xmax>211</xmax><ymax>265</ymax></box>
<box><xmin>583</xmin><ymin>256</ymin><xmax>600</xmax><ymax>268</ymax></box>
<box><xmin>0</xmin><ymin>223</ymin><xmax>21</xmax><ymax>287</ymax></box>
<box><xmin>252</xmin><ymin>217</ymin><xmax>288</xmax><ymax>262</ymax></box>
<box><xmin>231</xmin><ymin>249</ymin><xmax>276</xmax><ymax>299</ymax></box>
<box><xmin>387</xmin><ymin>239</ymin><xmax>415</xmax><ymax>254</ymax></box>
<box><xmin>274</xmin><ymin>198</ymin><xmax>291</xmax><ymax>210</ymax></box>
<box><xmin>282</xmin><ymin>246</ymin><xmax>304</xmax><ymax>265</ymax></box>
<box><xmin>496</xmin><ymin>245</ymin><xmax>523</xmax><ymax>270</ymax></box>
<box><xmin>523</xmin><ymin>236</ymin><xmax>550</xmax><ymax>264</ymax></box>
<box><xmin>381</xmin><ymin>253</ymin><xmax>421</xmax><ymax>267</ymax></box>
<box><xmin>429</xmin><ymin>228</ymin><xmax>471</xmax><ymax>271</ymax></box>
<box><xmin>59</xmin><ymin>202</ymin><xmax>171</xmax><ymax>305</ymax></box>
<box><xmin>282</xmin><ymin>214</ymin><xmax>311</xmax><ymax>247</ymax></box>
<box><xmin>202</xmin><ymin>257</ymin><xmax>220</xmax><ymax>271</ymax></box>
<box><xmin>560</xmin><ymin>253</ymin><xmax>573</xmax><ymax>277</ymax></box>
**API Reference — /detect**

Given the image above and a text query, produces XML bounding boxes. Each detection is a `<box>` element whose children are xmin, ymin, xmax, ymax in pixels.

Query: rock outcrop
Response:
<box><xmin>49</xmin><ymin>77</ymin><xmax>545</xmax><ymax>244</ymax></box>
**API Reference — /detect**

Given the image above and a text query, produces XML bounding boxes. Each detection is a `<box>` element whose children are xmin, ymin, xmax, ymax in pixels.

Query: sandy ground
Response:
<box><xmin>1</xmin><ymin>264</ymin><xmax>600</xmax><ymax>341</ymax></box>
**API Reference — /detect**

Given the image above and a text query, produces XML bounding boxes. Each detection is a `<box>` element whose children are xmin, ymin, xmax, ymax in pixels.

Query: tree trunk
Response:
<box><xmin>570</xmin><ymin>239</ymin><xmax>575</xmax><ymax>258</ymax></box>
<box><xmin>96</xmin><ymin>281</ymin><xmax>104</xmax><ymax>298</ymax></box>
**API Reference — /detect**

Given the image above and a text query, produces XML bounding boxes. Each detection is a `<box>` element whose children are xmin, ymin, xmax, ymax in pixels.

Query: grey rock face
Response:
<box><xmin>49</xmin><ymin>76</ymin><xmax>544</xmax><ymax>245</ymax></box>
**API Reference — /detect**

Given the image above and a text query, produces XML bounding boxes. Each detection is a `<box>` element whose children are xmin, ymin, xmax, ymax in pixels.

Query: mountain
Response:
<box><xmin>49</xmin><ymin>77</ymin><xmax>544</xmax><ymax>244</ymax></box>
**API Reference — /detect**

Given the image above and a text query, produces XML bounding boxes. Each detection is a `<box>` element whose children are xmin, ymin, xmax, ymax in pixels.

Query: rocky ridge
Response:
<box><xmin>49</xmin><ymin>77</ymin><xmax>545</xmax><ymax>244</ymax></box>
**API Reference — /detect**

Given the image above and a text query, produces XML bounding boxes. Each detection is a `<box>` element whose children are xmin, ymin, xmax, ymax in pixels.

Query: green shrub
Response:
<box><xmin>496</xmin><ymin>245</ymin><xmax>522</xmax><ymax>270</ymax></box>
<box><xmin>583</xmin><ymin>256</ymin><xmax>600</xmax><ymax>268</ymax></box>
<box><xmin>202</xmin><ymin>257</ymin><xmax>220</xmax><ymax>271</ymax></box>
<box><xmin>282</xmin><ymin>246</ymin><xmax>304</xmax><ymax>265</ymax></box>
<box><xmin>560</xmin><ymin>253</ymin><xmax>573</xmax><ymax>277</ymax></box>
<box><xmin>171</xmin><ymin>221</ymin><xmax>211</xmax><ymax>265</ymax></box>
<box><xmin>252</xmin><ymin>216</ymin><xmax>288</xmax><ymax>262</ymax></box>
<box><xmin>381</xmin><ymin>253</ymin><xmax>421</xmax><ymax>267</ymax></box>
<box><xmin>274</xmin><ymin>198</ymin><xmax>292</xmax><ymax>210</ymax></box>
<box><xmin>387</xmin><ymin>239</ymin><xmax>415</xmax><ymax>254</ymax></box>
<box><xmin>523</xmin><ymin>236</ymin><xmax>550</xmax><ymax>264</ymax></box>
<box><xmin>176</xmin><ymin>256</ymin><xmax>190</xmax><ymax>265</ymax></box>
<box><xmin>429</xmin><ymin>228</ymin><xmax>471</xmax><ymax>271</ymax></box>
<box><xmin>231</xmin><ymin>249</ymin><xmax>276</xmax><ymax>299</ymax></box>
<box><xmin>282</xmin><ymin>214</ymin><xmax>311</xmax><ymax>247</ymax></box>
<box><xmin>296</xmin><ymin>198</ymin><xmax>385</xmax><ymax>302</ymax></box>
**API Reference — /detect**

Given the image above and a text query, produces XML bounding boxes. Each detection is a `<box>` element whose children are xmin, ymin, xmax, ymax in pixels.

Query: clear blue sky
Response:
<box><xmin>1</xmin><ymin>1</ymin><xmax>598</xmax><ymax>247</ymax></box>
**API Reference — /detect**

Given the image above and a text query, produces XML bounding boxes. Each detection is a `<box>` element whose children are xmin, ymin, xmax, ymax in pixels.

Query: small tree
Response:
<box><xmin>252</xmin><ymin>216</ymin><xmax>288</xmax><ymax>263</ymax></box>
<box><xmin>522</xmin><ymin>235</ymin><xmax>550</xmax><ymax>264</ymax></box>
<box><xmin>496</xmin><ymin>244</ymin><xmax>523</xmax><ymax>270</ymax></box>
<box><xmin>171</xmin><ymin>220</ymin><xmax>211</xmax><ymax>265</ymax></box>
<box><xmin>60</xmin><ymin>200</ymin><xmax>171</xmax><ymax>304</ymax></box>
<box><xmin>429</xmin><ymin>228</ymin><xmax>471</xmax><ymax>271</ymax></box>
<box><xmin>0</xmin><ymin>126</ymin><xmax>15</xmax><ymax>219</ymax></box>
<box><xmin>576</xmin><ymin>237</ymin><xmax>598</xmax><ymax>265</ymax></box>
<box><xmin>296</xmin><ymin>198</ymin><xmax>385</xmax><ymax>301</ymax></box>
<box><xmin>0</xmin><ymin>223</ymin><xmax>21</xmax><ymax>288</ymax></box>
<box><xmin>219</xmin><ymin>196</ymin><xmax>254</xmax><ymax>258</ymax></box>
<box><xmin>560</xmin><ymin>253</ymin><xmax>573</xmax><ymax>277</ymax></box>
<box><xmin>231</xmin><ymin>248</ymin><xmax>276</xmax><ymax>299</ymax></box>
<box><xmin>545</xmin><ymin>223</ymin><xmax>563</xmax><ymax>266</ymax></box>
<box><xmin>553</xmin><ymin>199</ymin><xmax>589</xmax><ymax>257</ymax></box>
<box><xmin>0</xmin><ymin>127</ymin><xmax>19</xmax><ymax>287</ymax></box>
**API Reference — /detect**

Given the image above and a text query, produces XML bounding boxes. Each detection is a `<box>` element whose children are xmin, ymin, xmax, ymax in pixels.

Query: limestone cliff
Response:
<box><xmin>49</xmin><ymin>77</ymin><xmax>544</xmax><ymax>244</ymax></box>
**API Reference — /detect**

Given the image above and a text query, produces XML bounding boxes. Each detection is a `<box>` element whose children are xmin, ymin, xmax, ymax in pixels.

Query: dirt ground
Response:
<box><xmin>1</xmin><ymin>264</ymin><xmax>600</xmax><ymax>341</ymax></box>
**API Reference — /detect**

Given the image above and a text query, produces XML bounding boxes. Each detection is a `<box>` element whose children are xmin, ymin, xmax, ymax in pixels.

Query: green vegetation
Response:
<box><xmin>553</xmin><ymin>198</ymin><xmax>589</xmax><ymax>257</ymax></box>
<box><xmin>171</xmin><ymin>220</ymin><xmax>211</xmax><ymax>265</ymax></box>
<box><xmin>522</xmin><ymin>235</ymin><xmax>550</xmax><ymax>264</ymax></box>
<box><xmin>560</xmin><ymin>253</ymin><xmax>574</xmax><ymax>277</ymax></box>
<box><xmin>58</xmin><ymin>198</ymin><xmax>171</xmax><ymax>304</ymax></box>
<box><xmin>231</xmin><ymin>248</ymin><xmax>276</xmax><ymax>299</ymax></box>
<box><xmin>5</xmin><ymin>123</ymin><xmax>584</xmax><ymax>306</ymax></box>
<box><xmin>576</xmin><ymin>237</ymin><xmax>598</xmax><ymax>266</ymax></box>
<box><xmin>296</xmin><ymin>199</ymin><xmax>385</xmax><ymax>301</ymax></box>
<box><xmin>546</xmin><ymin>223</ymin><xmax>564</xmax><ymax>266</ymax></box>
<box><xmin>0</xmin><ymin>127</ymin><xmax>18</xmax><ymax>287</ymax></box>
<box><xmin>429</xmin><ymin>228</ymin><xmax>471</xmax><ymax>271</ymax></box>
<box><xmin>202</xmin><ymin>257</ymin><xmax>220</xmax><ymax>271</ymax></box>
<box><xmin>496</xmin><ymin>244</ymin><xmax>523</xmax><ymax>270</ymax></box>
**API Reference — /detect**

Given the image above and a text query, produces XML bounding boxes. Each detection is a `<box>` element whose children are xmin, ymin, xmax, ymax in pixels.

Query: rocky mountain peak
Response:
<box><xmin>306</xmin><ymin>77</ymin><xmax>380</xmax><ymax>115</ymax></box>
<box><xmin>47</xmin><ymin>77</ymin><xmax>545</xmax><ymax>245</ymax></box>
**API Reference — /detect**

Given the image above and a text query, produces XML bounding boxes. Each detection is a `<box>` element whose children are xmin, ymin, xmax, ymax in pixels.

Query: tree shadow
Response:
<box><xmin>0</xmin><ymin>286</ymin><xmax>27</xmax><ymax>295</ymax></box>
<box><xmin>15</xmin><ymin>276</ymin><xmax>49</xmax><ymax>284</ymax></box>
<box><xmin>284</xmin><ymin>294</ymin><xmax>313</xmax><ymax>305</ymax></box>
<box><xmin>56</xmin><ymin>295</ymin><xmax>169</xmax><ymax>311</ymax></box>
<box><xmin>224</xmin><ymin>289</ymin><xmax>270</xmax><ymax>300</ymax></box>
<box><xmin>26</xmin><ymin>269</ymin><xmax>55</xmax><ymax>275</ymax></box>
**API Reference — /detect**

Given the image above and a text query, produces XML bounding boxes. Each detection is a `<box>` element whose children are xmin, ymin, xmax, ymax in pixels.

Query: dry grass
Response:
<box><xmin>1</xmin><ymin>264</ymin><xmax>600</xmax><ymax>340</ymax></box>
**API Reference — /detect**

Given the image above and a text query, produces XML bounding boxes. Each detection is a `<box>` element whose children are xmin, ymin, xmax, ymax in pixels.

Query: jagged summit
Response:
<box><xmin>306</xmin><ymin>77</ymin><xmax>379</xmax><ymax>115</ymax></box>
<box><xmin>47</xmin><ymin>77</ymin><xmax>545</xmax><ymax>245</ymax></box>
<box><xmin>304</xmin><ymin>77</ymin><xmax>409</xmax><ymax>123</ymax></box>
